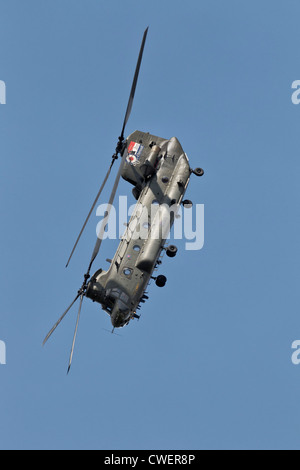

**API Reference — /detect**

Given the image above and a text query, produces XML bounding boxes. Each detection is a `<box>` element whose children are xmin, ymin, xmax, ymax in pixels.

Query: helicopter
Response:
<box><xmin>43</xmin><ymin>27</ymin><xmax>204</xmax><ymax>372</ymax></box>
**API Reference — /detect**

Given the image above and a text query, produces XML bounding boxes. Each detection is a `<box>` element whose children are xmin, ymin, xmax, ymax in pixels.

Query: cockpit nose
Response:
<box><xmin>110</xmin><ymin>300</ymin><xmax>130</xmax><ymax>328</ymax></box>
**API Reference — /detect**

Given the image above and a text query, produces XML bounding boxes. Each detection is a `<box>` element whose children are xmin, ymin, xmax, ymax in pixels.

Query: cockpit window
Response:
<box><xmin>120</xmin><ymin>292</ymin><xmax>129</xmax><ymax>304</ymax></box>
<box><xmin>106</xmin><ymin>288</ymin><xmax>129</xmax><ymax>308</ymax></box>
<box><xmin>107</xmin><ymin>288</ymin><xmax>122</xmax><ymax>299</ymax></box>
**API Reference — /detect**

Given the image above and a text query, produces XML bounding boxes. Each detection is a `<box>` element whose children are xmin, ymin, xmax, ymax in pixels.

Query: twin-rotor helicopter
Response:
<box><xmin>43</xmin><ymin>28</ymin><xmax>204</xmax><ymax>372</ymax></box>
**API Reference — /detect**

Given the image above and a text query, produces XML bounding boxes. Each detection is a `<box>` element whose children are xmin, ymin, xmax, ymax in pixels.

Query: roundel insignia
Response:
<box><xmin>126</xmin><ymin>141</ymin><xmax>144</xmax><ymax>165</ymax></box>
<box><xmin>126</xmin><ymin>154</ymin><xmax>137</xmax><ymax>165</ymax></box>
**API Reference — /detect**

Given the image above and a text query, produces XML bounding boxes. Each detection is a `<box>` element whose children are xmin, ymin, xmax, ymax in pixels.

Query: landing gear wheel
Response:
<box><xmin>166</xmin><ymin>245</ymin><xmax>178</xmax><ymax>258</ymax></box>
<box><xmin>182</xmin><ymin>200</ymin><xmax>193</xmax><ymax>209</ymax></box>
<box><xmin>156</xmin><ymin>275</ymin><xmax>167</xmax><ymax>287</ymax></box>
<box><xmin>192</xmin><ymin>168</ymin><xmax>204</xmax><ymax>177</ymax></box>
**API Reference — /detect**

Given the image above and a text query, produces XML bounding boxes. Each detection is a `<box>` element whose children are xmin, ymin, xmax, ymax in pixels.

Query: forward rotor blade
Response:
<box><xmin>66</xmin><ymin>159</ymin><xmax>116</xmax><ymax>268</ymax></box>
<box><xmin>87</xmin><ymin>150</ymin><xmax>128</xmax><ymax>274</ymax></box>
<box><xmin>120</xmin><ymin>27</ymin><xmax>149</xmax><ymax>141</ymax></box>
<box><xmin>66</xmin><ymin>28</ymin><xmax>148</xmax><ymax>268</ymax></box>
<box><xmin>67</xmin><ymin>293</ymin><xmax>84</xmax><ymax>374</ymax></box>
<box><xmin>43</xmin><ymin>293</ymin><xmax>80</xmax><ymax>346</ymax></box>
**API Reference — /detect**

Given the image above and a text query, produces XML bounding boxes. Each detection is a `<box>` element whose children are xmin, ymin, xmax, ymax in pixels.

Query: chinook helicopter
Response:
<box><xmin>43</xmin><ymin>28</ymin><xmax>204</xmax><ymax>372</ymax></box>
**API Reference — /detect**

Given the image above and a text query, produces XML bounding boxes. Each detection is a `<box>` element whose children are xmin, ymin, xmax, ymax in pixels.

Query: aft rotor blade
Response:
<box><xmin>120</xmin><ymin>27</ymin><xmax>149</xmax><ymax>140</ymax></box>
<box><xmin>87</xmin><ymin>151</ymin><xmax>128</xmax><ymax>274</ymax></box>
<box><xmin>66</xmin><ymin>159</ymin><xmax>116</xmax><ymax>268</ymax></box>
<box><xmin>67</xmin><ymin>293</ymin><xmax>84</xmax><ymax>374</ymax></box>
<box><xmin>43</xmin><ymin>293</ymin><xmax>80</xmax><ymax>346</ymax></box>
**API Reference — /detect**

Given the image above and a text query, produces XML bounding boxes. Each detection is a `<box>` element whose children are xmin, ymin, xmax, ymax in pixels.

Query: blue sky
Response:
<box><xmin>1</xmin><ymin>0</ymin><xmax>300</xmax><ymax>450</ymax></box>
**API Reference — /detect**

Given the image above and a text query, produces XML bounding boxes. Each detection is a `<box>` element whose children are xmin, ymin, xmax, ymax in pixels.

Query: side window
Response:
<box><xmin>123</xmin><ymin>268</ymin><xmax>133</xmax><ymax>279</ymax></box>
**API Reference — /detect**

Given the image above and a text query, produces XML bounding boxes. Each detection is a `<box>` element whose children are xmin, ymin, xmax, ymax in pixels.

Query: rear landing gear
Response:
<box><xmin>192</xmin><ymin>167</ymin><xmax>204</xmax><ymax>177</ymax></box>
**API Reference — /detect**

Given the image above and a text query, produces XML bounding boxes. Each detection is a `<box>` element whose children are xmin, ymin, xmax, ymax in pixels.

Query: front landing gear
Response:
<box><xmin>166</xmin><ymin>245</ymin><xmax>178</xmax><ymax>258</ymax></box>
<box><xmin>155</xmin><ymin>275</ymin><xmax>167</xmax><ymax>288</ymax></box>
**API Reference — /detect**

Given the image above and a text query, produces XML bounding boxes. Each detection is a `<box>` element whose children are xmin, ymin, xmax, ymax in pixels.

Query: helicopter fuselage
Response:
<box><xmin>86</xmin><ymin>130</ymin><xmax>191</xmax><ymax>328</ymax></box>
<box><xmin>43</xmin><ymin>29</ymin><xmax>205</xmax><ymax>373</ymax></box>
